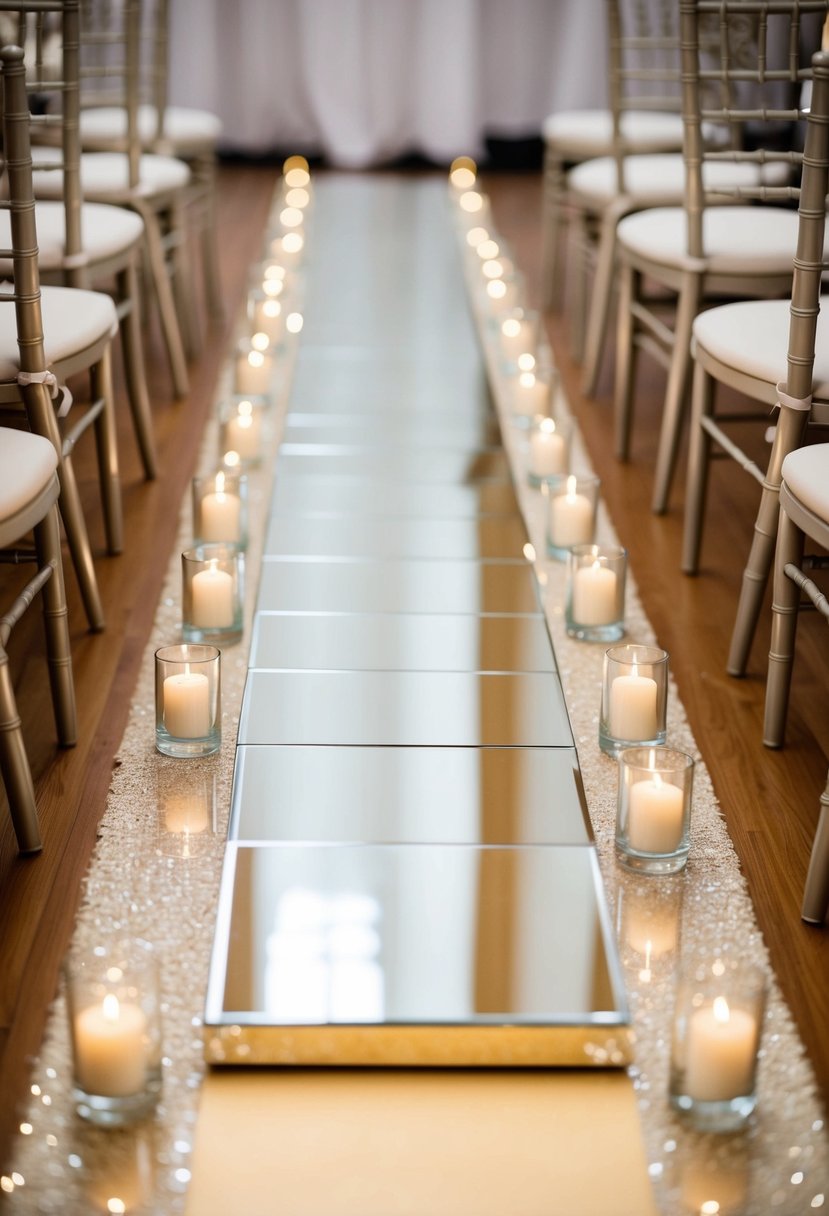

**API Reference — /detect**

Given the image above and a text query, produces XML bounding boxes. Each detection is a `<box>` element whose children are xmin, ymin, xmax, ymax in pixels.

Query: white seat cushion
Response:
<box><xmin>693</xmin><ymin>298</ymin><xmax>829</xmax><ymax>402</ymax></box>
<box><xmin>568</xmin><ymin>154</ymin><xmax>790</xmax><ymax>207</ymax></box>
<box><xmin>542</xmin><ymin>109</ymin><xmax>683</xmax><ymax>158</ymax></box>
<box><xmin>31</xmin><ymin>147</ymin><xmax>190</xmax><ymax>202</ymax></box>
<box><xmin>617</xmin><ymin>205</ymin><xmax>803</xmax><ymax>274</ymax></box>
<box><xmin>80</xmin><ymin>104</ymin><xmax>222</xmax><ymax>151</ymax></box>
<box><xmin>0</xmin><ymin>285</ymin><xmax>118</xmax><ymax>380</ymax></box>
<box><xmin>781</xmin><ymin>443</ymin><xmax>829</xmax><ymax>521</ymax></box>
<box><xmin>0</xmin><ymin>428</ymin><xmax>57</xmax><ymax>517</ymax></box>
<box><xmin>0</xmin><ymin>202</ymin><xmax>144</xmax><ymax>276</ymax></box>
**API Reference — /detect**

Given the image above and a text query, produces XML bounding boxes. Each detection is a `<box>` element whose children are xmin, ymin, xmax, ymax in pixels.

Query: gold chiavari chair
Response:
<box><xmin>0</xmin><ymin>0</ymin><xmax>157</xmax><ymax>480</ymax></box>
<box><xmin>613</xmin><ymin>0</ymin><xmax>828</xmax><ymax>516</ymax></box>
<box><xmin>0</xmin><ymin>44</ymin><xmax>78</xmax><ymax>854</ymax></box>
<box><xmin>0</xmin><ymin>36</ymin><xmax>124</xmax><ymax>631</ymax></box>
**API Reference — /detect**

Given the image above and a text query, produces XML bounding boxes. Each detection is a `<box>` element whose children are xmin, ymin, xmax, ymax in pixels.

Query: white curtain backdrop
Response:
<box><xmin>168</xmin><ymin>0</ymin><xmax>608</xmax><ymax>166</ymax></box>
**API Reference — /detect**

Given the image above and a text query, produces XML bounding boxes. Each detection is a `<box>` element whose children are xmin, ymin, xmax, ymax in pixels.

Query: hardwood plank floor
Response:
<box><xmin>0</xmin><ymin>165</ymin><xmax>825</xmax><ymax>1180</ymax></box>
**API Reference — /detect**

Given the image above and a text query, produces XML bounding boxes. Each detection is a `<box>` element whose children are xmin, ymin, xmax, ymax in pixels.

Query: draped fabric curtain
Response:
<box><xmin>168</xmin><ymin>0</ymin><xmax>608</xmax><ymax>166</ymax></box>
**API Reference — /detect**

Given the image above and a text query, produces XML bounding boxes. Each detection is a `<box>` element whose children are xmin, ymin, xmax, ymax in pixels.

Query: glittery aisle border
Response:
<box><xmin>5</xmin><ymin>174</ymin><xmax>828</xmax><ymax>1216</ymax></box>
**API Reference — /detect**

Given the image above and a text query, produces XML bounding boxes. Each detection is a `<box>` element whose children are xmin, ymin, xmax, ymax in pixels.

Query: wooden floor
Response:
<box><xmin>0</xmin><ymin>165</ymin><xmax>826</xmax><ymax>1174</ymax></box>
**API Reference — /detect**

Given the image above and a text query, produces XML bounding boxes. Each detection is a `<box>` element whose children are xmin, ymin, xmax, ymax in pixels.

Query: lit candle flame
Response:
<box><xmin>286</xmin><ymin>312</ymin><xmax>304</xmax><ymax>334</ymax></box>
<box><xmin>102</xmin><ymin>993</ymin><xmax>120</xmax><ymax>1022</ymax></box>
<box><xmin>215</xmin><ymin>471</ymin><xmax>226</xmax><ymax>495</ymax></box>
<box><xmin>540</xmin><ymin>417</ymin><xmax>556</xmax><ymax>434</ymax></box>
<box><xmin>517</xmin><ymin>352</ymin><xmax>536</xmax><ymax>372</ymax></box>
<box><xmin>502</xmin><ymin>318</ymin><xmax>520</xmax><ymax>338</ymax></box>
<box><xmin>487</xmin><ymin>280</ymin><xmax>507</xmax><ymax>300</ymax></box>
<box><xmin>251</xmin><ymin>332</ymin><xmax>269</xmax><ymax>352</ymax></box>
<box><xmin>713</xmin><ymin>996</ymin><xmax>731</xmax><ymax>1024</ymax></box>
<box><xmin>566</xmin><ymin>474</ymin><xmax>577</xmax><ymax>500</ymax></box>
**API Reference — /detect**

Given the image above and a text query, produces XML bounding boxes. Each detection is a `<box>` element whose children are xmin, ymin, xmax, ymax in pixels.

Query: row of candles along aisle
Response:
<box><xmin>449</xmin><ymin>155</ymin><xmax>768</xmax><ymax>1138</ymax></box>
<box><xmin>56</xmin><ymin>157</ymin><xmax>314</xmax><ymax>1140</ymax></box>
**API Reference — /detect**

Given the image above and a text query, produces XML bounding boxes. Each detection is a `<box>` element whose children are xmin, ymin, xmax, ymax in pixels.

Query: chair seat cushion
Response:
<box><xmin>0</xmin><ymin>202</ymin><xmax>144</xmax><ymax>276</ymax></box>
<box><xmin>80</xmin><ymin>104</ymin><xmax>222</xmax><ymax>152</ymax></box>
<box><xmin>31</xmin><ymin>147</ymin><xmax>190</xmax><ymax>202</ymax></box>
<box><xmin>0</xmin><ymin>428</ymin><xmax>57</xmax><ymax>517</ymax></box>
<box><xmin>0</xmin><ymin>285</ymin><xmax>119</xmax><ymax>380</ymax></box>
<box><xmin>568</xmin><ymin>154</ymin><xmax>790</xmax><ymax>206</ymax></box>
<box><xmin>781</xmin><ymin>443</ymin><xmax>829</xmax><ymax>520</ymax></box>
<box><xmin>617</xmin><ymin>205</ymin><xmax>803</xmax><ymax>274</ymax></box>
<box><xmin>693</xmin><ymin>298</ymin><xmax>829</xmax><ymax>401</ymax></box>
<box><xmin>542</xmin><ymin>109</ymin><xmax>683</xmax><ymax>158</ymax></box>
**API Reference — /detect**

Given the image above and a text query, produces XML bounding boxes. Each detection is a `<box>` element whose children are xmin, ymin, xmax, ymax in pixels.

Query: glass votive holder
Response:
<box><xmin>192</xmin><ymin>469</ymin><xmax>248</xmax><ymax>549</ymax></box>
<box><xmin>182</xmin><ymin>544</ymin><xmax>244</xmax><ymax>646</ymax></box>
<box><xmin>483</xmin><ymin>267</ymin><xmax>523</xmax><ymax>313</ymax></box>
<box><xmin>599</xmin><ymin>642</ymin><xmax>669</xmax><ymax>757</ymax></box>
<box><xmin>498</xmin><ymin>307</ymin><xmax>540</xmax><ymax>365</ymax></box>
<box><xmin>527</xmin><ymin>414</ymin><xmax>573</xmax><ymax>486</ymax></box>
<box><xmin>565</xmin><ymin>542</ymin><xmax>626</xmax><ymax>641</ymax></box>
<box><xmin>234</xmin><ymin>337</ymin><xmax>275</xmax><ymax>398</ymax></box>
<box><xmin>248</xmin><ymin>287</ymin><xmax>285</xmax><ymax>349</ymax></box>
<box><xmin>544</xmin><ymin>473</ymin><xmax>600</xmax><ymax>559</ymax></box>
<box><xmin>669</xmin><ymin>955</ymin><xmax>767</xmax><ymax>1131</ymax></box>
<box><xmin>510</xmin><ymin>365</ymin><xmax>554</xmax><ymax>424</ymax></box>
<box><xmin>218</xmin><ymin>396</ymin><xmax>268</xmax><ymax>469</ymax></box>
<box><xmin>615</xmin><ymin>746</ymin><xmax>694</xmax><ymax>874</ymax></box>
<box><xmin>154</xmin><ymin>643</ymin><xmax>221</xmax><ymax>758</ymax></box>
<box><xmin>65</xmin><ymin>938</ymin><xmax>162</xmax><ymax>1127</ymax></box>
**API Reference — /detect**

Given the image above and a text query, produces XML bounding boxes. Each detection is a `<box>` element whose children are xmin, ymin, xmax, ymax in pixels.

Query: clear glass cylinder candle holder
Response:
<box><xmin>670</xmin><ymin>955</ymin><xmax>766</xmax><ymax>1131</ymax></box>
<box><xmin>615</xmin><ymin>746</ymin><xmax>694</xmax><ymax>874</ymax></box>
<box><xmin>565</xmin><ymin>543</ymin><xmax>626</xmax><ymax>641</ymax></box>
<box><xmin>482</xmin><ymin>264</ymin><xmax>523</xmax><ymax>313</ymax></box>
<box><xmin>234</xmin><ymin>338</ymin><xmax>275</xmax><ymax>398</ymax></box>
<box><xmin>248</xmin><ymin>287</ymin><xmax>285</xmax><ymax>349</ymax></box>
<box><xmin>154</xmin><ymin>643</ymin><xmax>221</xmax><ymax>758</ymax></box>
<box><xmin>252</xmin><ymin>258</ymin><xmax>293</xmax><ymax>302</ymax></box>
<box><xmin>544</xmin><ymin>473</ymin><xmax>600</xmax><ymax>559</ymax></box>
<box><xmin>527</xmin><ymin>414</ymin><xmax>573</xmax><ymax>486</ymax></box>
<box><xmin>192</xmin><ymin>469</ymin><xmax>248</xmax><ymax>549</ymax></box>
<box><xmin>65</xmin><ymin>938</ymin><xmax>162</xmax><ymax>1127</ymax></box>
<box><xmin>218</xmin><ymin>396</ymin><xmax>268</xmax><ymax>469</ymax></box>
<box><xmin>599</xmin><ymin>642</ymin><xmax>669</xmax><ymax>757</ymax></box>
<box><xmin>510</xmin><ymin>365</ymin><xmax>553</xmax><ymax>423</ymax></box>
<box><xmin>497</xmin><ymin>307</ymin><xmax>540</xmax><ymax>367</ymax></box>
<box><xmin>182</xmin><ymin>544</ymin><xmax>244</xmax><ymax>646</ymax></box>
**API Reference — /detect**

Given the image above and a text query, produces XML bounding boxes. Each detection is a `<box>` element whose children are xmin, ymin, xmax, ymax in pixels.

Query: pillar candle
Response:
<box><xmin>200</xmin><ymin>474</ymin><xmax>241</xmax><ymax>543</ymax></box>
<box><xmin>191</xmin><ymin>560</ymin><xmax>234</xmax><ymax>629</ymax></box>
<box><xmin>627</xmin><ymin>773</ymin><xmax>684</xmax><ymax>853</ymax></box>
<box><xmin>74</xmin><ymin>994</ymin><xmax>148</xmax><ymax>1097</ymax></box>
<box><xmin>608</xmin><ymin>665</ymin><xmax>658</xmax><ymax>740</ymax></box>
<box><xmin>529</xmin><ymin>421</ymin><xmax>566</xmax><ymax>478</ymax></box>
<box><xmin>572</xmin><ymin>561</ymin><xmax>617</xmax><ymax>625</ymax></box>
<box><xmin>251</xmin><ymin>296</ymin><xmax>284</xmax><ymax>345</ymax></box>
<box><xmin>685</xmin><ymin>997</ymin><xmax>759</xmax><ymax>1102</ymax></box>
<box><xmin>163</xmin><ymin>668</ymin><xmax>210</xmax><ymax>738</ymax></box>
<box><xmin>225</xmin><ymin>406</ymin><xmax>261</xmax><ymax>461</ymax></box>
<box><xmin>235</xmin><ymin>348</ymin><xmax>272</xmax><ymax>396</ymax></box>
<box><xmin>550</xmin><ymin>476</ymin><xmax>593</xmax><ymax>548</ymax></box>
<box><xmin>513</xmin><ymin>372</ymin><xmax>550</xmax><ymax>418</ymax></box>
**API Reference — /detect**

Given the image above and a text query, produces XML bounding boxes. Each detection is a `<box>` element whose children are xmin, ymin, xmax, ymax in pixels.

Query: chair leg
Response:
<box><xmin>651</xmin><ymin>272</ymin><xmax>701</xmax><ymax>514</ymax></box>
<box><xmin>135</xmin><ymin>200</ymin><xmax>189</xmax><ymax>398</ymax></box>
<box><xmin>568</xmin><ymin>206</ymin><xmax>589</xmax><ymax>364</ymax></box>
<box><xmin>168</xmin><ymin>196</ymin><xmax>202</xmax><ymax>361</ymax></box>
<box><xmin>194</xmin><ymin>152</ymin><xmax>224</xmax><ymax>324</ymax></box>
<box><xmin>762</xmin><ymin>507</ymin><xmax>803</xmax><ymax>747</ymax></box>
<box><xmin>802</xmin><ymin>774</ymin><xmax>829</xmax><ymax>924</ymax></box>
<box><xmin>613</xmin><ymin>262</ymin><xmax>638</xmax><ymax>460</ymax></box>
<box><xmin>581</xmin><ymin>210</ymin><xmax>619</xmax><ymax>398</ymax></box>
<box><xmin>0</xmin><ymin>648</ymin><xmax>41</xmax><ymax>854</ymax></box>
<box><xmin>117</xmin><ymin>259</ymin><xmax>158</xmax><ymax>480</ymax></box>
<box><xmin>90</xmin><ymin>346</ymin><xmax>124</xmax><ymax>556</ymax></box>
<box><xmin>540</xmin><ymin>149</ymin><xmax>566</xmax><ymax>312</ymax></box>
<box><xmin>54</xmin><ymin>449</ymin><xmax>105</xmax><ymax>632</ymax></box>
<box><xmin>33</xmin><ymin>502</ymin><xmax>77</xmax><ymax>747</ymax></box>
<box><xmin>681</xmin><ymin>360</ymin><xmax>715</xmax><ymax>573</ymax></box>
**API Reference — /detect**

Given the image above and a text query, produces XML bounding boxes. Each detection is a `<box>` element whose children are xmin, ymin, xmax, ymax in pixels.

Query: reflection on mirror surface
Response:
<box><xmin>237</xmin><ymin>670</ymin><xmax>573</xmax><ymax>747</ymax></box>
<box><xmin>249</xmin><ymin>612</ymin><xmax>555</xmax><ymax>672</ymax></box>
<box><xmin>275</xmin><ymin>447</ymin><xmax>511</xmax><ymax>484</ymax></box>
<box><xmin>257</xmin><ymin>558</ymin><xmax>542</xmax><ymax>615</ymax></box>
<box><xmin>217</xmin><ymin>845</ymin><xmax>621</xmax><ymax>1027</ymax></box>
<box><xmin>263</xmin><ymin>516</ymin><xmax>530</xmax><ymax>561</ymax></box>
<box><xmin>271</xmin><ymin>478</ymin><xmax>521</xmax><ymax>519</ymax></box>
<box><xmin>283</xmin><ymin>412</ymin><xmax>503</xmax><ymax>448</ymax></box>
<box><xmin>230</xmin><ymin>746</ymin><xmax>590</xmax><ymax>844</ymax></box>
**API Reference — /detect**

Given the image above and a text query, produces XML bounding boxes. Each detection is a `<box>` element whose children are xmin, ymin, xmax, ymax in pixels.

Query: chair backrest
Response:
<box><xmin>78</xmin><ymin>0</ymin><xmax>143</xmax><ymax>186</ymax></box>
<box><xmin>679</xmin><ymin>0</ymin><xmax>829</xmax><ymax>258</ymax></box>
<box><xmin>606</xmin><ymin>0</ymin><xmax>683</xmax><ymax>192</ymax></box>
<box><xmin>0</xmin><ymin>42</ymin><xmax>64</xmax><ymax>449</ymax></box>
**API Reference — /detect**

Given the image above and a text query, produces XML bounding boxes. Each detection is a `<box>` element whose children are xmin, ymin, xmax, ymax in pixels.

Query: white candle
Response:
<box><xmin>191</xmin><ymin>560</ymin><xmax>234</xmax><ymax>629</ymax></box>
<box><xmin>200</xmin><ymin>473</ymin><xmax>241</xmax><ymax>543</ymax></box>
<box><xmin>627</xmin><ymin>772</ymin><xmax>685</xmax><ymax>853</ymax></box>
<box><xmin>163</xmin><ymin>668</ymin><xmax>210</xmax><ymax>738</ymax></box>
<box><xmin>529</xmin><ymin>420</ymin><xmax>567</xmax><ymax>478</ymax></box>
<box><xmin>251</xmin><ymin>296</ymin><xmax>284</xmax><ymax>345</ymax></box>
<box><xmin>513</xmin><ymin>371</ymin><xmax>550</xmax><ymax>417</ymax></box>
<box><xmin>572</xmin><ymin>560</ymin><xmax>617</xmax><ymax>625</ymax></box>
<box><xmin>608</xmin><ymin>664</ymin><xmax>658</xmax><ymax>740</ymax></box>
<box><xmin>685</xmin><ymin>997</ymin><xmax>758</xmax><ymax>1102</ymax></box>
<box><xmin>550</xmin><ymin>475</ymin><xmax>594</xmax><ymax>549</ymax></box>
<box><xmin>235</xmin><ymin>347</ymin><xmax>272</xmax><ymax>396</ymax></box>
<box><xmin>225</xmin><ymin>403</ymin><xmax>261</xmax><ymax>461</ymax></box>
<box><xmin>74</xmin><ymin>994</ymin><xmax>148</xmax><ymax>1097</ymax></box>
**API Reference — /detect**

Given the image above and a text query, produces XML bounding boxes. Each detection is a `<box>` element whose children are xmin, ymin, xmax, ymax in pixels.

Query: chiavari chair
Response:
<box><xmin>0</xmin><ymin>44</ymin><xmax>80</xmax><ymax>854</ymax></box>
<box><xmin>613</xmin><ymin>0</ymin><xmax>829</xmax><ymax>517</ymax></box>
